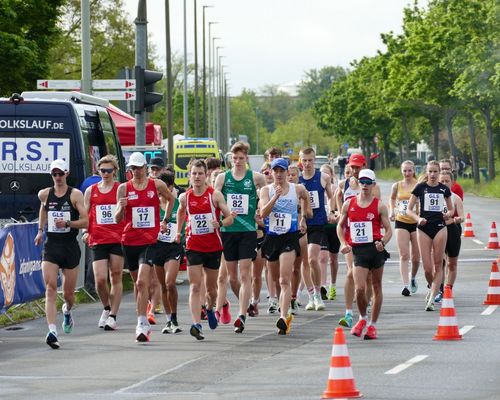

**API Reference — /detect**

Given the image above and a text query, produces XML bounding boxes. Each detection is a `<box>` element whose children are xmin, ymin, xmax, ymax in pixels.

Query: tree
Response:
<box><xmin>0</xmin><ymin>0</ymin><xmax>64</xmax><ymax>95</ymax></box>
<box><xmin>297</xmin><ymin>66</ymin><xmax>348</xmax><ymax>111</ymax></box>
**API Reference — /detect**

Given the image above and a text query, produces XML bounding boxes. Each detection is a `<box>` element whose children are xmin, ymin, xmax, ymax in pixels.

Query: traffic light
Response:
<box><xmin>134</xmin><ymin>65</ymin><xmax>163</xmax><ymax>113</ymax></box>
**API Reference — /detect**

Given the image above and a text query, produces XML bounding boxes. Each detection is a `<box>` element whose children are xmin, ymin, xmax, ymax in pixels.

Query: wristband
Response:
<box><xmin>65</xmin><ymin>220</ymin><xmax>71</xmax><ymax>228</ymax></box>
<box><xmin>38</xmin><ymin>228</ymin><xmax>43</xmax><ymax>232</ymax></box>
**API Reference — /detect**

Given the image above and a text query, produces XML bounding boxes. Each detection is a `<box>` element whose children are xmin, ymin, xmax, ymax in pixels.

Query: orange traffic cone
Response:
<box><xmin>433</xmin><ymin>286</ymin><xmax>462</xmax><ymax>341</ymax></box>
<box><xmin>322</xmin><ymin>327</ymin><xmax>362</xmax><ymax>399</ymax></box>
<box><xmin>483</xmin><ymin>261</ymin><xmax>500</xmax><ymax>305</ymax></box>
<box><xmin>462</xmin><ymin>213</ymin><xmax>475</xmax><ymax>237</ymax></box>
<box><xmin>485</xmin><ymin>222</ymin><xmax>500</xmax><ymax>250</ymax></box>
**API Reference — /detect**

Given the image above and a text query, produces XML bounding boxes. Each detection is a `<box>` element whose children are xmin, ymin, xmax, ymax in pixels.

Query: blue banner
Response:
<box><xmin>0</xmin><ymin>223</ymin><xmax>46</xmax><ymax>312</ymax></box>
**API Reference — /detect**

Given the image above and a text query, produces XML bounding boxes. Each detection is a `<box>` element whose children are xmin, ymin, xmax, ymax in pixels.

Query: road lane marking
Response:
<box><xmin>481</xmin><ymin>306</ymin><xmax>498</xmax><ymax>315</ymax></box>
<box><xmin>385</xmin><ymin>355</ymin><xmax>428</xmax><ymax>375</ymax></box>
<box><xmin>115</xmin><ymin>355</ymin><xmax>207</xmax><ymax>394</ymax></box>
<box><xmin>459</xmin><ymin>325</ymin><xmax>475</xmax><ymax>336</ymax></box>
<box><xmin>473</xmin><ymin>239</ymin><xmax>484</xmax><ymax>245</ymax></box>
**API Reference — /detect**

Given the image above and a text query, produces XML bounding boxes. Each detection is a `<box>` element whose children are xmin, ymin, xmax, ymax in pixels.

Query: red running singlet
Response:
<box><xmin>185</xmin><ymin>186</ymin><xmax>223</xmax><ymax>252</ymax></box>
<box><xmin>88</xmin><ymin>182</ymin><xmax>124</xmax><ymax>246</ymax></box>
<box><xmin>346</xmin><ymin>197</ymin><xmax>383</xmax><ymax>246</ymax></box>
<box><xmin>122</xmin><ymin>179</ymin><xmax>160</xmax><ymax>246</ymax></box>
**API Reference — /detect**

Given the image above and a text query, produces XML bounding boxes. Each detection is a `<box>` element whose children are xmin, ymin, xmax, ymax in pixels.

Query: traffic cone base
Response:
<box><xmin>485</xmin><ymin>222</ymin><xmax>499</xmax><ymax>250</ymax></box>
<box><xmin>462</xmin><ymin>213</ymin><xmax>475</xmax><ymax>238</ymax></box>
<box><xmin>483</xmin><ymin>261</ymin><xmax>500</xmax><ymax>305</ymax></box>
<box><xmin>433</xmin><ymin>287</ymin><xmax>462</xmax><ymax>341</ymax></box>
<box><xmin>322</xmin><ymin>327</ymin><xmax>362</xmax><ymax>399</ymax></box>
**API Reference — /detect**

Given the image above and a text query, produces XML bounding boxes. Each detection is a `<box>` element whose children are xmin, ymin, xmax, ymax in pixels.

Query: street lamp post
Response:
<box><xmin>202</xmin><ymin>6</ymin><xmax>213</xmax><ymax>137</ymax></box>
<box><xmin>208</xmin><ymin>25</ymin><xmax>219</xmax><ymax>138</ymax></box>
<box><xmin>182</xmin><ymin>0</ymin><xmax>189</xmax><ymax>136</ymax></box>
<box><xmin>193</xmin><ymin>0</ymin><xmax>199</xmax><ymax>137</ymax></box>
<box><xmin>255</xmin><ymin>107</ymin><xmax>259</xmax><ymax>155</ymax></box>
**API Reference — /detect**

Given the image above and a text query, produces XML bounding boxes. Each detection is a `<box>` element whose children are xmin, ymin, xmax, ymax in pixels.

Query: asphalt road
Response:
<box><xmin>1</xmin><ymin>180</ymin><xmax>499</xmax><ymax>400</ymax></box>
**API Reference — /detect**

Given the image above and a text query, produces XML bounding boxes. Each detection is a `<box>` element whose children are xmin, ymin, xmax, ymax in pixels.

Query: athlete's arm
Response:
<box><xmin>453</xmin><ymin>196</ymin><xmax>464</xmax><ymax>224</ymax></box>
<box><xmin>336</xmin><ymin>201</ymin><xmax>351</xmax><ymax>254</ymax></box>
<box><xmin>115</xmin><ymin>183</ymin><xmax>127</xmax><ymax>224</ymax></box>
<box><xmin>175</xmin><ymin>193</ymin><xmax>187</xmax><ymax>243</ymax></box>
<box><xmin>389</xmin><ymin>182</ymin><xmax>398</xmax><ymax>221</ymax></box>
<box><xmin>70</xmin><ymin>189</ymin><xmax>89</xmax><ymax>229</ymax></box>
<box><xmin>82</xmin><ymin>186</ymin><xmax>92</xmax><ymax>243</ymax></box>
<box><xmin>259</xmin><ymin>185</ymin><xmax>274</xmax><ymax>219</ymax></box>
<box><xmin>377</xmin><ymin>202</ymin><xmax>392</xmax><ymax>252</ymax></box>
<box><xmin>212</xmin><ymin>189</ymin><xmax>235</xmax><ymax>228</ymax></box>
<box><xmin>336</xmin><ymin>179</ymin><xmax>345</xmax><ymax>212</ymax></box>
<box><xmin>34</xmin><ymin>188</ymin><xmax>49</xmax><ymax>246</ymax></box>
<box><xmin>214</xmin><ymin>172</ymin><xmax>225</xmax><ymax>191</ymax></box>
<box><xmin>443</xmin><ymin>195</ymin><xmax>454</xmax><ymax>221</ymax></box>
<box><xmin>406</xmin><ymin>194</ymin><xmax>421</xmax><ymax>224</ymax></box>
<box><xmin>373</xmin><ymin>183</ymin><xmax>382</xmax><ymax>200</ymax></box>
<box><xmin>297</xmin><ymin>184</ymin><xmax>313</xmax><ymax>219</ymax></box>
<box><xmin>253</xmin><ymin>171</ymin><xmax>266</xmax><ymax>190</ymax></box>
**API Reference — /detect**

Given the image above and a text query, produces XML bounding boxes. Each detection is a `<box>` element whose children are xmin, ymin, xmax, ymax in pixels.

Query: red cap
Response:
<box><xmin>348</xmin><ymin>153</ymin><xmax>366</xmax><ymax>167</ymax></box>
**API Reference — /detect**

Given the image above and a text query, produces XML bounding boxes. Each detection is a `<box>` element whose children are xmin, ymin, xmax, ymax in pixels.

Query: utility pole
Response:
<box><xmin>81</xmin><ymin>0</ymin><xmax>91</xmax><ymax>94</ymax></box>
<box><xmin>135</xmin><ymin>0</ymin><xmax>147</xmax><ymax>145</ymax></box>
<box><xmin>165</xmin><ymin>0</ymin><xmax>174</xmax><ymax>165</ymax></box>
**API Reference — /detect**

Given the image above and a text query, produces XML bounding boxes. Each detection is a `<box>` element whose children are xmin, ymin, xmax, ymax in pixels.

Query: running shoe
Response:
<box><xmin>305</xmin><ymin>298</ymin><xmax>315</xmax><ymax>311</ymax></box>
<box><xmin>425</xmin><ymin>289</ymin><xmax>432</xmax><ymax>305</ymax></box>
<box><xmin>364</xmin><ymin>325</ymin><xmax>377</xmax><ymax>340</ymax></box>
<box><xmin>314</xmin><ymin>294</ymin><xmax>325</xmax><ymax>311</ymax></box>
<box><xmin>425</xmin><ymin>301</ymin><xmax>435</xmax><ymax>311</ymax></box>
<box><xmin>154</xmin><ymin>304</ymin><xmax>162</xmax><ymax>314</ymax></box>
<box><xmin>267</xmin><ymin>298</ymin><xmax>278</xmax><ymax>314</ymax></box>
<box><xmin>98</xmin><ymin>309</ymin><xmax>110</xmax><ymax>328</ymax></box>
<box><xmin>147</xmin><ymin>312</ymin><xmax>156</xmax><ymax>325</ymax></box>
<box><xmin>170</xmin><ymin>320</ymin><xmax>182</xmax><ymax>334</ymax></box>
<box><xmin>62</xmin><ymin>303</ymin><xmax>74</xmax><ymax>334</ymax></box>
<box><xmin>201</xmin><ymin>305</ymin><xmax>208</xmax><ymax>321</ymax></box>
<box><xmin>135</xmin><ymin>323</ymin><xmax>151</xmax><ymax>342</ymax></box>
<box><xmin>351</xmin><ymin>319</ymin><xmax>367</xmax><ymax>337</ymax></box>
<box><xmin>220</xmin><ymin>301</ymin><xmax>231</xmax><ymax>324</ymax></box>
<box><xmin>401</xmin><ymin>287</ymin><xmax>411</xmax><ymax>297</ymax></box>
<box><xmin>320</xmin><ymin>286</ymin><xmax>328</xmax><ymax>300</ymax></box>
<box><xmin>285</xmin><ymin>313</ymin><xmax>293</xmax><ymax>334</ymax></box>
<box><xmin>215</xmin><ymin>310</ymin><xmax>221</xmax><ymax>322</ymax></box>
<box><xmin>247</xmin><ymin>303</ymin><xmax>259</xmax><ymax>317</ymax></box>
<box><xmin>234</xmin><ymin>315</ymin><xmax>246</xmax><ymax>333</ymax></box>
<box><xmin>190</xmin><ymin>323</ymin><xmax>204</xmax><ymax>340</ymax></box>
<box><xmin>290</xmin><ymin>298</ymin><xmax>299</xmax><ymax>315</ymax></box>
<box><xmin>434</xmin><ymin>291</ymin><xmax>443</xmax><ymax>304</ymax></box>
<box><xmin>206</xmin><ymin>308</ymin><xmax>218</xmax><ymax>330</ymax></box>
<box><xmin>276</xmin><ymin>317</ymin><xmax>288</xmax><ymax>335</ymax></box>
<box><xmin>162</xmin><ymin>321</ymin><xmax>172</xmax><ymax>334</ymax></box>
<box><xmin>328</xmin><ymin>286</ymin><xmax>337</xmax><ymax>301</ymax></box>
<box><xmin>46</xmin><ymin>331</ymin><xmax>60</xmax><ymax>349</ymax></box>
<box><xmin>104</xmin><ymin>316</ymin><xmax>117</xmax><ymax>331</ymax></box>
<box><xmin>411</xmin><ymin>278</ymin><xmax>418</xmax><ymax>294</ymax></box>
<box><xmin>339</xmin><ymin>313</ymin><xmax>353</xmax><ymax>328</ymax></box>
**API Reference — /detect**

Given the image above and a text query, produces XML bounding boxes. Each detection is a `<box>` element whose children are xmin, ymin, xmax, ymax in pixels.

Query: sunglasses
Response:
<box><xmin>359</xmin><ymin>179</ymin><xmax>374</xmax><ymax>185</ymax></box>
<box><xmin>263</xmin><ymin>170</ymin><xmax>271</xmax><ymax>176</ymax></box>
<box><xmin>51</xmin><ymin>171</ymin><xmax>65</xmax><ymax>177</ymax></box>
<box><xmin>99</xmin><ymin>168</ymin><xmax>114</xmax><ymax>174</ymax></box>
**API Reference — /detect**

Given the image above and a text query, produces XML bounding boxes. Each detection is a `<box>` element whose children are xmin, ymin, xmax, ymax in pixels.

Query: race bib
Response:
<box><xmin>158</xmin><ymin>222</ymin><xmax>177</xmax><ymax>243</ymax></box>
<box><xmin>227</xmin><ymin>193</ymin><xmax>249</xmax><ymax>215</ymax></box>
<box><xmin>269</xmin><ymin>212</ymin><xmax>292</xmax><ymax>234</ymax></box>
<box><xmin>350</xmin><ymin>221</ymin><xmax>373</xmax><ymax>243</ymax></box>
<box><xmin>47</xmin><ymin>211</ymin><xmax>71</xmax><ymax>233</ymax></box>
<box><xmin>190</xmin><ymin>213</ymin><xmax>214</xmax><ymax>235</ymax></box>
<box><xmin>423</xmin><ymin>193</ymin><xmax>443</xmax><ymax>212</ymax></box>
<box><xmin>132</xmin><ymin>207</ymin><xmax>155</xmax><ymax>228</ymax></box>
<box><xmin>308</xmin><ymin>190</ymin><xmax>320</xmax><ymax>209</ymax></box>
<box><xmin>96</xmin><ymin>204</ymin><xmax>116</xmax><ymax>225</ymax></box>
<box><xmin>398</xmin><ymin>200</ymin><xmax>409</xmax><ymax>216</ymax></box>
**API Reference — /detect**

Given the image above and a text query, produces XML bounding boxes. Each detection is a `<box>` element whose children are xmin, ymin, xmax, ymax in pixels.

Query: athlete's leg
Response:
<box><xmin>108</xmin><ymin>254</ymin><xmax>123</xmax><ymax>316</ymax></box>
<box><xmin>352</xmin><ymin>265</ymin><xmax>369</xmax><ymax>318</ymax></box>
<box><xmin>396</xmin><ymin>228</ymin><xmax>411</xmax><ymax>287</ymax></box>
<box><xmin>42</xmin><ymin>262</ymin><xmax>59</xmax><ymax>326</ymax></box>
<box><xmin>430</xmin><ymin>228</ymin><xmax>448</xmax><ymax>299</ymax></box>
<box><xmin>370</xmin><ymin>266</ymin><xmax>384</xmax><ymax>324</ymax></box>
<box><xmin>188</xmin><ymin>265</ymin><xmax>203</xmax><ymax>324</ymax></box>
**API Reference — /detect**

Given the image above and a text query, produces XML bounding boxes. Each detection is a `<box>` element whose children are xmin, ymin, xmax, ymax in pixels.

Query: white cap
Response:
<box><xmin>359</xmin><ymin>169</ymin><xmax>376</xmax><ymax>181</ymax></box>
<box><xmin>49</xmin><ymin>159</ymin><xmax>68</xmax><ymax>173</ymax></box>
<box><xmin>127</xmin><ymin>152</ymin><xmax>147</xmax><ymax>167</ymax></box>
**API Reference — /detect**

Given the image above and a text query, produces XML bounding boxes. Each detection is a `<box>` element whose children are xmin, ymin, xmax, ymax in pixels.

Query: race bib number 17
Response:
<box><xmin>132</xmin><ymin>207</ymin><xmax>155</xmax><ymax>228</ymax></box>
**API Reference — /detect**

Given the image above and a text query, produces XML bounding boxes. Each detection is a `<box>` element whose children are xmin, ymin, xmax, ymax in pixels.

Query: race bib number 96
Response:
<box><xmin>132</xmin><ymin>207</ymin><xmax>155</xmax><ymax>228</ymax></box>
<box><xmin>350</xmin><ymin>221</ymin><xmax>373</xmax><ymax>243</ymax></box>
<box><xmin>423</xmin><ymin>193</ymin><xmax>443</xmax><ymax>212</ymax></box>
<box><xmin>96</xmin><ymin>204</ymin><xmax>116</xmax><ymax>224</ymax></box>
<box><xmin>190</xmin><ymin>213</ymin><xmax>214</xmax><ymax>235</ymax></box>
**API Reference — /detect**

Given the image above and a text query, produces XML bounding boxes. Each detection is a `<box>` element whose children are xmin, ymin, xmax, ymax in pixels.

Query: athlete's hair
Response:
<box><xmin>320</xmin><ymin>163</ymin><xmax>334</xmax><ymax>176</ymax></box>
<box><xmin>265</xmin><ymin>147</ymin><xmax>282</xmax><ymax>159</ymax></box>
<box><xmin>344</xmin><ymin>164</ymin><xmax>353</xmax><ymax>179</ymax></box>
<box><xmin>288</xmin><ymin>165</ymin><xmax>300</xmax><ymax>175</ymax></box>
<box><xmin>205</xmin><ymin>157</ymin><xmax>221</xmax><ymax>170</ymax></box>
<box><xmin>299</xmin><ymin>147</ymin><xmax>316</xmax><ymax>157</ymax></box>
<box><xmin>231</xmin><ymin>141</ymin><xmax>250</xmax><ymax>155</ymax></box>
<box><xmin>401</xmin><ymin>160</ymin><xmax>417</xmax><ymax>179</ymax></box>
<box><xmin>426</xmin><ymin>160</ymin><xmax>440</xmax><ymax>172</ymax></box>
<box><xmin>190</xmin><ymin>159</ymin><xmax>207</xmax><ymax>174</ymax></box>
<box><xmin>439</xmin><ymin>170</ymin><xmax>454</xmax><ymax>182</ymax></box>
<box><xmin>159</xmin><ymin>171</ymin><xmax>175</xmax><ymax>187</ymax></box>
<box><xmin>97</xmin><ymin>155</ymin><xmax>119</xmax><ymax>170</ymax></box>
<box><xmin>439</xmin><ymin>159</ymin><xmax>453</xmax><ymax>169</ymax></box>
<box><xmin>260</xmin><ymin>161</ymin><xmax>271</xmax><ymax>173</ymax></box>
<box><xmin>211</xmin><ymin>169</ymin><xmax>224</xmax><ymax>186</ymax></box>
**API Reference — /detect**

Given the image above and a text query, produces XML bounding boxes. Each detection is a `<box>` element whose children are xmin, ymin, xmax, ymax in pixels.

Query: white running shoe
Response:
<box><xmin>305</xmin><ymin>298</ymin><xmax>315</xmax><ymax>311</ymax></box>
<box><xmin>314</xmin><ymin>294</ymin><xmax>325</xmax><ymax>311</ymax></box>
<box><xmin>98</xmin><ymin>310</ymin><xmax>110</xmax><ymax>328</ymax></box>
<box><xmin>104</xmin><ymin>316</ymin><xmax>117</xmax><ymax>331</ymax></box>
<box><xmin>135</xmin><ymin>323</ymin><xmax>151</xmax><ymax>342</ymax></box>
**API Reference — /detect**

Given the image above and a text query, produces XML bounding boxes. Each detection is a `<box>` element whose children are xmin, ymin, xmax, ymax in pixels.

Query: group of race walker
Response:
<box><xmin>35</xmin><ymin>142</ymin><xmax>464</xmax><ymax>349</ymax></box>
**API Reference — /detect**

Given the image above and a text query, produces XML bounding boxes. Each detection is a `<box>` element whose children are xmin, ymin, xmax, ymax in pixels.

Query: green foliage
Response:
<box><xmin>0</xmin><ymin>0</ymin><xmax>64</xmax><ymax>95</ymax></box>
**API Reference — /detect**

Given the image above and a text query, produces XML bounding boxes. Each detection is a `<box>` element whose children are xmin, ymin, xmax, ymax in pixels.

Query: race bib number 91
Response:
<box><xmin>423</xmin><ymin>193</ymin><xmax>443</xmax><ymax>212</ymax></box>
<box><xmin>227</xmin><ymin>193</ymin><xmax>249</xmax><ymax>214</ymax></box>
<box><xmin>269</xmin><ymin>212</ymin><xmax>292</xmax><ymax>235</ymax></box>
<box><xmin>96</xmin><ymin>204</ymin><xmax>116</xmax><ymax>225</ymax></box>
<box><xmin>132</xmin><ymin>207</ymin><xmax>155</xmax><ymax>228</ymax></box>
<box><xmin>350</xmin><ymin>221</ymin><xmax>373</xmax><ymax>243</ymax></box>
<box><xmin>190</xmin><ymin>213</ymin><xmax>214</xmax><ymax>235</ymax></box>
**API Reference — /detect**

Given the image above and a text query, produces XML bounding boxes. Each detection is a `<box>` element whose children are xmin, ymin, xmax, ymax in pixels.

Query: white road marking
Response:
<box><xmin>473</xmin><ymin>239</ymin><xmax>484</xmax><ymax>245</ymax></box>
<box><xmin>481</xmin><ymin>305</ymin><xmax>498</xmax><ymax>315</ymax></box>
<box><xmin>115</xmin><ymin>356</ymin><xmax>207</xmax><ymax>393</ymax></box>
<box><xmin>459</xmin><ymin>325</ymin><xmax>475</xmax><ymax>336</ymax></box>
<box><xmin>385</xmin><ymin>355</ymin><xmax>428</xmax><ymax>375</ymax></box>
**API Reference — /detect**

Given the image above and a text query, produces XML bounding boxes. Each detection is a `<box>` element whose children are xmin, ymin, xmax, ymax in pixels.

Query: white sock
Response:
<box><xmin>48</xmin><ymin>324</ymin><xmax>57</xmax><ymax>334</ymax></box>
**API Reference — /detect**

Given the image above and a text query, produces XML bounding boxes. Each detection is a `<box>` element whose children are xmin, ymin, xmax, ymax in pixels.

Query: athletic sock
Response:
<box><xmin>109</xmin><ymin>314</ymin><xmax>116</xmax><ymax>321</ymax></box>
<box><xmin>104</xmin><ymin>305</ymin><xmax>111</xmax><ymax>311</ymax></box>
<box><xmin>48</xmin><ymin>324</ymin><xmax>57</xmax><ymax>333</ymax></box>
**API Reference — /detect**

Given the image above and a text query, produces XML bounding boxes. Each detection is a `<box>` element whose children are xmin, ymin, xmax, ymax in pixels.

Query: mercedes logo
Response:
<box><xmin>9</xmin><ymin>180</ymin><xmax>20</xmax><ymax>191</ymax></box>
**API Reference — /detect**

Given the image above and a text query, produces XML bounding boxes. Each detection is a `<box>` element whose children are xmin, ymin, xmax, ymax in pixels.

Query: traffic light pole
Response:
<box><xmin>135</xmin><ymin>0</ymin><xmax>147</xmax><ymax>146</ymax></box>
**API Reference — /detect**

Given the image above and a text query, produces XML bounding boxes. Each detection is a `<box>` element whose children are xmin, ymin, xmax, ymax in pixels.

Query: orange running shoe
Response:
<box><xmin>350</xmin><ymin>319</ymin><xmax>367</xmax><ymax>337</ymax></box>
<box><xmin>364</xmin><ymin>325</ymin><xmax>377</xmax><ymax>340</ymax></box>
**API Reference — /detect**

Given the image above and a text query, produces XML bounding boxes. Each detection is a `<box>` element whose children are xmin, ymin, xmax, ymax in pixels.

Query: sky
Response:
<box><xmin>123</xmin><ymin>0</ymin><xmax>425</xmax><ymax>96</ymax></box>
